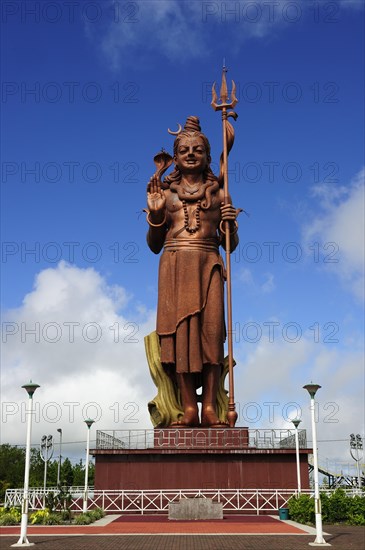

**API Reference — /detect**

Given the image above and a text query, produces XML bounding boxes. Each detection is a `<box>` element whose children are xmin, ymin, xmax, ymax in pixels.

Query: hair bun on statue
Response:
<box><xmin>184</xmin><ymin>116</ymin><xmax>201</xmax><ymax>132</ymax></box>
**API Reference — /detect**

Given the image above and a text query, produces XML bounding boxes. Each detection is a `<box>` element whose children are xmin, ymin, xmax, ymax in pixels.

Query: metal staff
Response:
<box><xmin>211</xmin><ymin>66</ymin><xmax>238</xmax><ymax>428</ymax></box>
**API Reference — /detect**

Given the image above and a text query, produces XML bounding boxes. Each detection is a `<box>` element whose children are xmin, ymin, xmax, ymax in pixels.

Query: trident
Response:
<box><xmin>211</xmin><ymin>65</ymin><xmax>239</xmax><ymax>428</ymax></box>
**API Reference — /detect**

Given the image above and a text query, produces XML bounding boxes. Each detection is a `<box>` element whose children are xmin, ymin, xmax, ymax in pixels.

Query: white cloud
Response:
<box><xmin>90</xmin><ymin>0</ymin><xmax>363</xmax><ymax>71</ymax></box>
<box><xmin>234</xmin><ymin>331</ymin><xmax>364</xmax><ymax>465</ymax></box>
<box><xmin>1</xmin><ymin>262</ymin><xmax>157</xmax><ymax>454</ymax></box>
<box><xmin>239</xmin><ymin>267</ymin><xmax>254</xmax><ymax>285</ymax></box>
<box><xmin>238</xmin><ymin>268</ymin><xmax>275</xmax><ymax>294</ymax></box>
<box><xmin>302</xmin><ymin>168</ymin><xmax>365</xmax><ymax>301</ymax></box>
<box><xmin>98</xmin><ymin>1</ymin><xmax>208</xmax><ymax>71</ymax></box>
<box><xmin>261</xmin><ymin>272</ymin><xmax>275</xmax><ymax>293</ymax></box>
<box><xmin>1</xmin><ymin>262</ymin><xmax>363</xmax><ymax>473</ymax></box>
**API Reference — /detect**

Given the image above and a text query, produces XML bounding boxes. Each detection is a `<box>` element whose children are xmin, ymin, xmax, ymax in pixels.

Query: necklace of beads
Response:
<box><xmin>182</xmin><ymin>199</ymin><xmax>201</xmax><ymax>234</ymax></box>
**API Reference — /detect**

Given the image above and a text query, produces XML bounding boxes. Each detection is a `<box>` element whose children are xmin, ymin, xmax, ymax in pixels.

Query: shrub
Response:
<box><xmin>60</xmin><ymin>508</ymin><xmax>73</xmax><ymax>522</ymax></box>
<box><xmin>348</xmin><ymin>495</ymin><xmax>365</xmax><ymax>526</ymax></box>
<box><xmin>288</xmin><ymin>494</ymin><xmax>314</xmax><ymax>524</ymax></box>
<box><xmin>288</xmin><ymin>490</ymin><xmax>365</xmax><ymax>526</ymax></box>
<box><xmin>73</xmin><ymin>509</ymin><xmax>105</xmax><ymax>524</ymax></box>
<box><xmin>87</xmin><ymin>508</ymin><xmax>105</xmax><ymax>521</ymax></box>
<box><xmin>10</xmin><ymin>507</ymin><xmax>21</xmax><ymax>522</ymax></box>
<box><xmin>324</xmin><ymin>489</ymin><xmax>350</xmax><ymax>523</ymax></box>
<box><xmin>30</xmin><ymin>510</ymin><xmax>50</xmax><ymax>525</ymax></box>
<box><xmin>74</xmin><ymin>513</ymin><xmax>92</xmax><ymax>525</ymax></box>
<box><xmin>348</xmin><ymin>513</ymin><xmax>365</xmax><ymax>526</ymax></box>
<box><xmin>0</xmin><ymin>507</ymin><xmax>21</xmax><ymax>524</ymax></box>
<box><xmin>42</xmin><ymin>513</ymin><xmax>62</xmax><ymax>525</ymax></box>
<box><xmin>55</xmin><ymin>486</ymin><xmax>72</xmax><ymax>512</ymax></box>
<box><xmin>348</xmin><ymin>495</ymin><xmax>365</xmax><ymax>516</ymax></box>
<box><xmin>45</xmin><ymin>492</ymin><xmax>56</xmax><ymax>513</ymax></box>
<box><xmin>0</xmin><ymin>513</ymin><xmax>18</xmax><ymax>526</ymax></box>
<box><xmin>30</xmin><ymin>509</ymin><xmax>66</xmax><ymax>525</ymax></box>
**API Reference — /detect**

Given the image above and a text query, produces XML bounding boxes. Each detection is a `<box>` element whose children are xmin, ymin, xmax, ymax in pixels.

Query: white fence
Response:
<box><xmin>5</xmin><ymin>486</ymin><xmax>89</xmax><ymax>511</ymax></box>
<box><xmin>85</xmin><ymin>489</ymin><xmax>307</xmax><ymax>515</ymax></box>
<box><xmin>5</xmin><ymin>487</ymin><xmax>361</xmax><ymax>515</ymax></box>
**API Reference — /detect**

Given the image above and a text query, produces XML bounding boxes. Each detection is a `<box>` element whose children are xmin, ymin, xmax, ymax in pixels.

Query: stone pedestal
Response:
<box><xmin>169</xmin><ymin>497</ymin><xmax>223</xmax><ymax>520</ymax></box>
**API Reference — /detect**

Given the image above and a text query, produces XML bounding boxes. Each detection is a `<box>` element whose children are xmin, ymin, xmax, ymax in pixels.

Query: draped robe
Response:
<box><xmin>156</xmin><ymin>237</ymin><xmax>226</xmax><ymax>384</ymax></box>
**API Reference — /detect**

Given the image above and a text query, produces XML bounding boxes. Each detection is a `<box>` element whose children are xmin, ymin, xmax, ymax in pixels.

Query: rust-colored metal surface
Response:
<box><xmin>145</xmin><ymin>71</ymin><xmax>240</xmax><ymax>428</ymax></box>
<box><xmin>94</xmin><ymin>450</ymin><xmax>311</xmax><ymax>491</ymax></box>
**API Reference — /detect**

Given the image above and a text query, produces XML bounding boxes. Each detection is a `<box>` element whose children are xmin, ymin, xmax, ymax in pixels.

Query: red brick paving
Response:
<box><xmin>1</xmin><ymin>527</ymin><xmax>365</xmax><ymax>550</ymax></box>
<box><xmin>1</xmin><ymin>520</ymin><xmax>364</xmax><ymax>549</ymax></box>
<box><xmin>0</xmin><ymin>515</ymin><xmax>305</xmax><ymax>535</ymax></box>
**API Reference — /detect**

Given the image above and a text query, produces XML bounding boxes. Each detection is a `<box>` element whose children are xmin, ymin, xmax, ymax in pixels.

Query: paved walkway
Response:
<box><xmin>0</xmin><ymin>514</ymin><xmax>308</xmax><ymax>536</ymax></box>
<box><xmin>1</xmin><ymin>516</ymin><xmax>364</xmax><ymax>549</ymax></box>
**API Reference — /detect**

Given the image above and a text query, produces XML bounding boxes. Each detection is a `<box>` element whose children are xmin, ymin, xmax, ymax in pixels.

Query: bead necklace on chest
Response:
<box><xmin>182</xmin><ymin>199</ymin><xmax>201</xmax><ymax>234</ymax></box>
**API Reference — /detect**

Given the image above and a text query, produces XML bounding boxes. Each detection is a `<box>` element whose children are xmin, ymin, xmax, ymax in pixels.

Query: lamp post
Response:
<box><xmin>56</xmin><ymin>429</ymin><xmax>62</xmax><ymax>487</ymax></box>
<box><xmin>83</xmin><ymin>419</ymin><xmax>94</xmax><ymax>513</ymax></box>
<box><xmin>292</xmin><ymin>418</ymin><xmax>302</xmax><ymax>495</ymax></box>
<box><xmin>40</xmin><ymin>435</ymin><xmax>53</xmax><ymax>508</ymax></box>
<box><xmin>303</xmin><ymin>383</ymin><xmax>330</xmax><ymax>547</ymax></box>
<box><xmin>12</xmin><ymin>381</ymin><xmax>40</xmax><ymax>548</ymax></box>
<box><xmin>350</xmin><ymin>433</ymin><xmax>363</xmax><ymax>492</ymax></box>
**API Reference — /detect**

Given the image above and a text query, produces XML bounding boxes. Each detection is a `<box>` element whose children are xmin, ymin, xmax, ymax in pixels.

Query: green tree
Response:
<box><xmin>72</xmin><ymin>460</ymin><xmax>95</xmax><ymax>486</ymax></box>
<box><xmin>0</xmin><ymin>445</ymin><xmax>95</xmax><ymax>499</ymax></box>
<box><xmin>47</xmin><ymin>460</ymin><xmax>58</xmax><ymax>487</ymax></box>
<box><xmin>0</xmin><ymin>444</ymin><xmax>26</xmax><ymax>499</ymax></box>
<box><xmin>88</xmin><ymin>461</ymin><xmax>95</xmax><ymax>486</ymax></box>
<box><xmin>60</xmin><ymin>458</ymin><xmax>73</xmax><ymax>487</ymax></box>
<box><xmin>72</xmin><ymin>460</ymin><xmax>84</xmax><ymax>486</ymax></box>
<box><xmin>29</xmin><ymin>447</ymin><xmax>46</xmax><ymax>487</ymax></box>
<box><xmin>28</xmin><ymin>447</ymin><xmax>60</xmax><ymax>488</ymax></box>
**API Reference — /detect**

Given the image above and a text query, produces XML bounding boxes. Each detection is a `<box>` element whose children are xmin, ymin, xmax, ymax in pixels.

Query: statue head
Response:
<box><xmin>163</xmin><ymin>116</ymin><xmax>217</xmax><ymax>190</ymax></box>
<box><xmin>163</xmin><ymin>116</ymin><xmax>220</xmax><ymax>208</ymax></box>
<box><xmin>172</xmin><ymin>116</ymin><xmax>212</xmax><ymax>166</ymax></box>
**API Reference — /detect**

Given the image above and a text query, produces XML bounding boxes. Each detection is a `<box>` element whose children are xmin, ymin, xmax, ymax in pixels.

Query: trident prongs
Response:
<box><xmin>211</xmin><ymin>67</ymin><xmax>238</xmax><ymax>111</ymax></box>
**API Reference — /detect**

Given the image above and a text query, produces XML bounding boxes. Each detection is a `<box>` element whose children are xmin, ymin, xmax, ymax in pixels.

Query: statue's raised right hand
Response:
<box><xmin>147</xmin><ymin>175</ymin><xmax>166</xmax><ymax>218</ymax></box>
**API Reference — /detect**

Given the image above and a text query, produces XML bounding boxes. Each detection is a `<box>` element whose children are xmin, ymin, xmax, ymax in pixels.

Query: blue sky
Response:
<box><xmin>1</xmin><ymin>0</ymin><xmax>364</xmax><ymax>471</ymax></box>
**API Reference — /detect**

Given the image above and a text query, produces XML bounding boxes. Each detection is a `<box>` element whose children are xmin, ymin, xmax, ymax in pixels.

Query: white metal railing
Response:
<box><xmin>5</xmin><ymin>487</ymin><xmax>361</xmax><ymax>514</ymax></box>
<box><xmin>96</xmin><ymin>428</ymin><xmax>307</xmax><ymax>450</ymax></box>
<box><xmin>4</xmin><ymin>486</ymin><xmax>94</xmax><ymax>510</ymax></box>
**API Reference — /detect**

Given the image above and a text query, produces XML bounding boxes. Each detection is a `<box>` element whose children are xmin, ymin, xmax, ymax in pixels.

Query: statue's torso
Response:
<box><xmin>164</xmin><ymin>187</ymin><xmax>224</xmax><ymax>241</ymax></box>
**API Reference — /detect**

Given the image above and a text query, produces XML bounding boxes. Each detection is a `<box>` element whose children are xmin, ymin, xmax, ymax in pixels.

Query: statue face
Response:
<box><xmin>174</xmin><ymin>136</ymin><xmax>208</xmax><ymax>175</ymax></box>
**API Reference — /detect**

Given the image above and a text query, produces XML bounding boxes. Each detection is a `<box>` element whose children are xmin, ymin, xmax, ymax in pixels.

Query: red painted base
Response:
<box><xmin>92</xmin><ymin>428</ymin><xmax>311</xmax><ymax>491</ymax></box>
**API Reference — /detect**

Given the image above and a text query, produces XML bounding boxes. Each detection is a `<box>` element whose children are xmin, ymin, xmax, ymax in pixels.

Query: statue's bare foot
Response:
<box><xmin>171</xmin><ymin>407</ymin><xmax>199</xmax><ymax>427</ymax></box>
<box><xmin>201</xmin><ymin>405</ymin><xmax>228</xmax><ymax>428</ymax></box>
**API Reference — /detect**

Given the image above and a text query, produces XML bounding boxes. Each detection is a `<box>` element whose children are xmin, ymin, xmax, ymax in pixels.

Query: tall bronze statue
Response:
<box><xmin>145</xmin><ymin>108</ymin><xmax>240</xmax><ymax>428</ymax></box>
